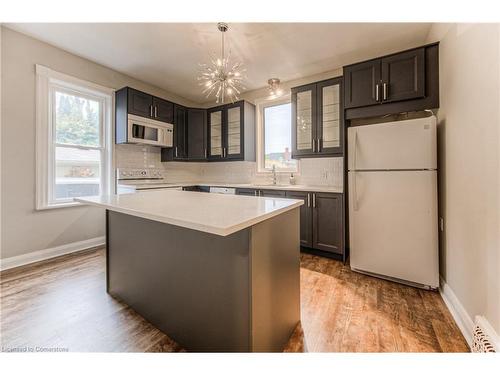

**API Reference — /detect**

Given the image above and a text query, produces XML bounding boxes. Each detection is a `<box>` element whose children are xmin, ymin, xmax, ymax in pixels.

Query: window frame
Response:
<box><xmin>256</xmin><ymin>95</ymin><xmax>299</xmax><ymax>174</ymax></box>
<box><xmin>36</xmin><ymin>65</ymin><xmax>114</xmax><ymax>210</ymax></box>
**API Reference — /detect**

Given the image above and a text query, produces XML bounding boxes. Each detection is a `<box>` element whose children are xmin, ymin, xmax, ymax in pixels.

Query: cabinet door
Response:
<box><xmin>207</xmin><ymin>108</ymin><xmax>224</xmax><ymax>160</ymax></box>
<box><xmin>225</xmin><ymin>102</ymin><xmax>244</xmax><ymax>160</ymax></box>
<box><xmin>260</xmin><ymin>189</ymin><xmax>286</xmax><ymax>198</ymax></box>
<box><xmin>152</xmin><ymin>97</ymin><xmax>174</xmax><ymax>123</ymax></box>
<box><xmin>187</xmin><ymin>108</ymin><xmax>207</xmax><ymax>160</ymax></box>
<box><xmin>236</xmin><ymin>188</ymin><xmax>257</xmax><ymax>196</ymax></box>
<box><xmin>173</xmin><ymin>105</ymin><xmax>187</xmax><ymax>159</ymax></box>
<box><xmin>317</xmin><ymin>78</ymin><xmax>343</xmax><ymax>155</ymax></box>
<box><xmin>312</xmin><ymin>193</ymin><xmax>343</xmax><ymax>254</ymax></box>
<box><xmin>286</xmin><ymin>191</ymin><xmax>313</xmax><ymax>248</ymax></box>
<box><xmin>344</xmin><ymin>60</ymin><xmax>381</xmax><ymax>109</ymax></box>
<box><xmin>381</xmin><ymin>48</ymin><xmax>425</xmax><ymax>103</ymax></box>
<box><xmin>128</xmin><ymin>88</ymin><xmax>153</xmax><ymax>118</ymax></box>
<box><xmin>292</xmin><ymin>84</ymin><xmax>317</xmax><ymax>157</ymax></box>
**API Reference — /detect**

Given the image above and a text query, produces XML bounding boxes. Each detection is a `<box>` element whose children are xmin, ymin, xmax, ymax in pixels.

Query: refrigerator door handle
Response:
<box><xmin>353</xmin><ymin>130</ymin><xmax>359</xmax><ymax>211</ymax></box>
<box><xmin>353</xmin><ymin>130</ymin><xmax>358</xmax><ymax>170</ymax></box>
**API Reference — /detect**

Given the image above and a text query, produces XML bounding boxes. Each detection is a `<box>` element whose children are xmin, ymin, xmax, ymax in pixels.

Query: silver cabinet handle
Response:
<box><xmin>317</xmin><ymin>139</ymin><xmax>321</xmax><ymax>152</ymax></box>
<box><xmin>383</xmin><ymin>83</ymin><xmax>388</xmax><ymax>101</ymax></box>
<box><xmin>204</xmin><ymin>148</ymin><xmax>207</xmax><ymax>159</ymax></box>
<box><xmin>312</xmin><ymin>139</ymin><xmax>316</xmax><ymax>152</ymax></box>
<box><xmin>254</xmin><ymin>190</ymin><xmax>258</xmax><ymax>196</ymax></box>
<box><xmin>312</xmin><ymin>193</ymin><xmax>316</xmax><ymax>208</ymax></box>
<box><xmin>150</xmin><ymin>105</ymin><xmax>153</xmax><ymax>117</ymax></box>
<box><xmin>375</xmin><ymin>84</ymin><xmax>380</xmax><ymax>102</ymax></box>
<box><xmin>154</xmin><ymin>106</ymin><xmax>158</xmax><ymax>118</ymax></box>
<box><xmin>175</xmin><ymin>147</ymin><xmax>178</xmax><ymax>157</ymax></box>
<box><xmin>307</xmin><ymin>193</ymin><xmax>310</xmax><ymax>207</ymax></box>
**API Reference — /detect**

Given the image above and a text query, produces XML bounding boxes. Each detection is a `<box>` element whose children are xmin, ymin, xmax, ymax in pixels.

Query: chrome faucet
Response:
<box><xmin>272</xmin><ymin>165</ymin><xmax>277</xmax><ymax>185</ymax></box>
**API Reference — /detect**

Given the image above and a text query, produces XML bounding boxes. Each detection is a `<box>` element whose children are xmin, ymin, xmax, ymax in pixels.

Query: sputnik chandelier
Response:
<box><xmin>198</xmin><ymin>22</ymin><xmax>245</xmax><ymax>104</ymax></box>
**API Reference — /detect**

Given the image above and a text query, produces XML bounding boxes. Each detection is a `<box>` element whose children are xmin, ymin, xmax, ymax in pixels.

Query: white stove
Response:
<box><xmin>116</xmin><ymin>168</ymin><xmax>183</xmax><ymax>194</ymax></box>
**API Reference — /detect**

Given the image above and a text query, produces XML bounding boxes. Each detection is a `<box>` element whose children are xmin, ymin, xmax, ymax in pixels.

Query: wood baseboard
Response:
<box><xmin>0</xmin><ymin>236</ymin><xmax>105</xmax><ymax>271</ymax></box>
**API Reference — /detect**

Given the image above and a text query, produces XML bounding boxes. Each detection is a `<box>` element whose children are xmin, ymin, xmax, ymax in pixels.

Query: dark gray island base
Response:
<box><xmin>105</xmin><ymin>208</ymin><xmax>300</xmax><ymax>352</ymax></box>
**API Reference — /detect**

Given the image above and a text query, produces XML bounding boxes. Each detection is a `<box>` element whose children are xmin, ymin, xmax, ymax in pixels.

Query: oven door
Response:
<box><xmin>127</xmin><ymin>114</ymin><xmax>173</xmax><ymax>147</ymax></box>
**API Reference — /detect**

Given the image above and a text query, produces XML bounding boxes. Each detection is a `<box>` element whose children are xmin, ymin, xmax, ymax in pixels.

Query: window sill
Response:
<box><xmin>36</xmin><ymin>200</ymin><xmax>86</xmax><ymax>211</ymax></box>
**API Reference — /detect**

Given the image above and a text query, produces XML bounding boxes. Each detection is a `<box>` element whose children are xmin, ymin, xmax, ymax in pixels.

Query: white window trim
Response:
<box><xmin>35</xmin><ymin>64</ymin><xmax>115</xmax><ymax>210</ymax></box>
<box><xmin>255</xmin><ymin>94</ymin><xmax>300</xmax><ymax>175</ymax></box>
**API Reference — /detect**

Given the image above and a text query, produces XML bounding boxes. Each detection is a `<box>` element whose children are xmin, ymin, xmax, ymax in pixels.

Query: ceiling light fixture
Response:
<box><xmin>267</xmin><ymin>78</ymin><xmax>284</xmax><ymax>98</ymax></box>
<box><xmin>198</xmin><ymin>22</ymin><xmax>245</xmax><ymax>104</ymax></box>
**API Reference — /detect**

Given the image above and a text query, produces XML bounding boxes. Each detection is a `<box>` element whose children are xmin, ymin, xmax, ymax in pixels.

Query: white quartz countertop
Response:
<box><xmin>118</xmin><ymin>181</ymin><xmax>343</xmax><ymax>194</ymax></box>
<box><xmin>76</xmin><ymin>190</ymin><xmax>303</xmax><ymax>236</ymax></box>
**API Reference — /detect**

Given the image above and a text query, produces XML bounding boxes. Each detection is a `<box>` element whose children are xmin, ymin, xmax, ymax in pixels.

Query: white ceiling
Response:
<box><xmin>6</xmin><ymin>23</ymin><xmax>433</xmax><ymax>103</ymax></box>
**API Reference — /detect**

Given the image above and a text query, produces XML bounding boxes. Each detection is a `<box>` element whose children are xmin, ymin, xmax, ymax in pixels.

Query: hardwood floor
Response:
<box><xmin>0</xmin><ymin>248</ymin><xmax>468</xmax><ymax>352</ymax></box>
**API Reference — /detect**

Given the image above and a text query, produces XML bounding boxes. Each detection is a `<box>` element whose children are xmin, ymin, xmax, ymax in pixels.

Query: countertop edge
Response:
<box><xmin>119</xmin><ymin>181</ymin><xmax>343</xmax><ymax>194</ymax></box>
<box><xmin>75</xmin><ymin>196</ymin><xmax>303</xmax><ymax>237</ymax></box>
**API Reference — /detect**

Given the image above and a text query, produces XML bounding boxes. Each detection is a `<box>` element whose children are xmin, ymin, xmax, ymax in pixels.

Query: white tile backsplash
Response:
<box><xmin>115</xmin><ymin>145</ymin><xmax>343</xmax><ymax>190</ymax></box>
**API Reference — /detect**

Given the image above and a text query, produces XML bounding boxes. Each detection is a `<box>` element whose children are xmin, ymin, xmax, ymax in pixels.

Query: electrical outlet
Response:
<box><xmin>439</xmin><ymin>217</ymin><xmax>444</xmax><ymax>232</ymax></box>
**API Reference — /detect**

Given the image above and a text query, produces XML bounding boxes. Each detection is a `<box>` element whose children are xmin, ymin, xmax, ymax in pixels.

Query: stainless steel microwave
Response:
<box><xmin>127</xmin><ymin>114</ymin><xmax>173</xmax><ymax>147</ymax></box>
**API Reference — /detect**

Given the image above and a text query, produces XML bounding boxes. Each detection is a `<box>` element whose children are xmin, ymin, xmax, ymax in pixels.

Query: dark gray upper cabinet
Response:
<box><xmin>124</xmin><ymin>87</ymin><xmax>174</xmax><ymax>123</ymax></box>
<box><xmin>187</xmin><ymin>108</ymin><xmax>207</xmax><ymax>160</ymax></box>
<box><xmin>312</xmin><ymin>192</ymin><xmax>343</xmax><ymax>255</ymax></box>
<box><xmin>344</xmin><ymin>60</ymin><xmax>381</xmax><ymax>109</ymax></box>
<box><xmin>292</xmin><ymin>77</ymin><xmax>343</xmax><ymax>158</ymax></box>
<box><xmin>291</xmin><ymin>83</ymin><xmax>316</xmax><ymax>157</ymax></box>
<box><xmin>317</xmin><ymin>78</ymin><xmax>344</xmax><ymax>155</ymax></box>
<box><xmin>174</xmin><ymin>105</ymin><xmax>188</xmax><ymax>159</ymax></box>
<box><xmin>127</xmin><ymin>88</ymin><xmax>153</xmax><ymax>118</ymax></box>
<box><xmin>152</xmin><ymin>97</ymin><xmax>174</xmax><ymax>123</ymax></box>
<box><xmin>207</xmin><ymin>106</ymin><xmax>224</xmax><ymax>161</ymax></box>
<box><xmin>286</xmin><ymin>191</ymin><xmax>313</xmax><ymax>248</ymax></box>
<box><xmin>343</xmin><ymin>43</ymin><xmax>439</xmax><ymax>119</ymax></box>
<box><xmin>380</xmin><ymin>48</ymin><xmax>425</xmax><ymax>103</ymax></box>
<box><xmin>207</xmin><ymin>101</ymin><xmax>255</xmax><ymax>162</ymax></box>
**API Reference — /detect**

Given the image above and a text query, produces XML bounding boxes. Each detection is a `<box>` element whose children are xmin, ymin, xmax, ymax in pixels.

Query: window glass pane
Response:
<box><xmin>264</xmin><ymin>103</ymin><xmax>297</xmax><ymax>171</ymax></box>
<box><xmin>54</xmin><ymin>147</ymin><xmax>101</xmax><ymax>199</ymax></box>
<box><xmin>55</xmin><ymin>91</ymin><xmax>100</xmax><ymax>147</ymax></box>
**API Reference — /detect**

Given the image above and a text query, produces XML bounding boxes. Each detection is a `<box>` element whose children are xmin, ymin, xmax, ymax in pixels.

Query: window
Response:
<box><xmin>258</xmin><ymin>98</ymin><xmax>298</xmax><ymax>173</ymax></box>
<box><xmin>36</xmin><ymin>65</ymin><xmax>113</xmax><ymax>209</ymax></box>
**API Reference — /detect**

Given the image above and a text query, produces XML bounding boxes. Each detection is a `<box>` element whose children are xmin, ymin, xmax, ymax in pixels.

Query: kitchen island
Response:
<box><xmin>76</xmin><ymin>190</ymin><xmax>302</xmax><ymax>352</ymax></box>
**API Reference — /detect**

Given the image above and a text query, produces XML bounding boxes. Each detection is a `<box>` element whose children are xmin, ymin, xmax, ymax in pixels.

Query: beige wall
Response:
<box><xmin>426</xmin><ymin>23</ymin><xmax>500</xmax><ymax>333</ymax></box>
<box><xmin>0</xmin><ymin>27</ymin><xmax>197</xmax><ymax>260</ymax></box>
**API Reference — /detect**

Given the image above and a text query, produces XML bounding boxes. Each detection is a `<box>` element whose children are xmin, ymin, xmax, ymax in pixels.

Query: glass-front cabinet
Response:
<box><xmin>225</xmin><ymin>103</ymin><xmax>243</xmax><ymax>159</ymax></box>
<box><xmin>208</xmin><ymin>108</ymin><xmax>223</xmax><ymax>159</ymax></box>
<box><xmin>292</xmin><ymin>77</ymin><xmax>343</xmax><ymax>158</ymax></box>
<box><xmin>207</xmin><ymin>101</ymin><xmax>245</xmax><ymax>161</ymax></box>
<box><xmin>292</xmin><ymin>83</ymin><xmax>316</xmax><ymax>157</ymax></box>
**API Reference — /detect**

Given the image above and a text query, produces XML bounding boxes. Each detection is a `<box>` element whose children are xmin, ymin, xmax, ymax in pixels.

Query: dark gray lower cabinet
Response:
<box><xmin>236</xmin><ymin>188</ymin><xmax>344</xmax><ymax>257</ymax></box>
<box><xmin>312</xmin><ymin>192</ymin><xmax>343</xmax><ymax>255</ymax></box>
<box><xmin>286</xmin><ymin>191</ymin><xmax>343</xmax><ymax>256</ymax></box>
<box><xmin>285</xmin><ymin>191</ymin><xmax>313</xmax><ymax>248</ymax></box>
<box><xmin>236</xmin><ymin>188</ymin><xmax>257</xmax><ymax>196</ymax></box>
<box><xmin>260</xmin><ymin>190</ymin><xmax>286</xmax><ymax>198</ymax></box>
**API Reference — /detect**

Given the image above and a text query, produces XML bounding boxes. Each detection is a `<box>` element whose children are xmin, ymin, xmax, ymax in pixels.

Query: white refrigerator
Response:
<box><xmin>348</xmin><ymin>116</ymin><xmax>439</xmax><ymax>289</ymax></box>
